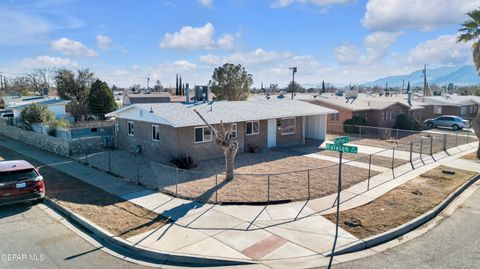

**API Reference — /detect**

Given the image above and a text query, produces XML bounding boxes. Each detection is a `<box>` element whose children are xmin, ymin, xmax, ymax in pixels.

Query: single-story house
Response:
<box><xmin>414</xmin><ymin>95</ymin><xmax>480</xmax><ymax>120</ymax></box>
<box><xmin>8</xmin><ymin>97</ymin><xmax>71</xmax><ymax>120</ymax></box>
<box><xmin>106</xmin><ymin>99</ymin><xmax>336</xmax><ymax>162</ymax></box>
<box><xmin>296</xmin><ymin>94</ymin><xmax>426</xmax><ymax>132</ymax></box>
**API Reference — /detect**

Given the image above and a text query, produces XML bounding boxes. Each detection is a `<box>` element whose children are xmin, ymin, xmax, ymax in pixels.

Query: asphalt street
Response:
<box><xmin>0</xmin><ymin>203</ymin><xmax>149</xmax><ymax>269</ymax></box>
<box><xmin>325</xmin><ymin>186</ymin><xmax>480</xmax><ymax>269</ymax></box>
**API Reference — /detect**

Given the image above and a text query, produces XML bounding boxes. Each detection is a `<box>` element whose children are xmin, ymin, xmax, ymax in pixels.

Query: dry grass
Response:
<box><xmin>461</xmin><ymin>152</ymin><xmax>480</xmax><ymax>161</ymax></box>
<box><xmin>324</xmin><ymin>166</ymin><xmax>477</xmax><ymax>239</ymax></box>
<box><xmin>0</xmin><ymin>145</ymin><xmax>168</xmax><ymax>239</ymax></box>
<box><xmin>317</xmin><ymin>149</ymin><xmax>408</xmax><ymax>168</ymax></box>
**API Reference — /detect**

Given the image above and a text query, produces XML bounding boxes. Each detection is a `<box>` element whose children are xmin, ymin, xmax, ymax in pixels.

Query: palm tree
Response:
<box><xmin>458</xmin><ymin>8</ymin><xmax>480</xmax><ymax>158</ymax></box>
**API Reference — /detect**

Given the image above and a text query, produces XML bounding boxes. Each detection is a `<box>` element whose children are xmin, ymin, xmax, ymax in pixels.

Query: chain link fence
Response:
<box><xmin>71</xmin><ymin>125</ymin><xmax>477</xmax><ymax>205</ymax></box>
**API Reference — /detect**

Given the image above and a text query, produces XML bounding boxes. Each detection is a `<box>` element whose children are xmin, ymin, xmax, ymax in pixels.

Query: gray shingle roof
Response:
<box><xmin>107</xmin><ymin>99</ymin><xmax>337</xmax><ymax>127</ymax></box>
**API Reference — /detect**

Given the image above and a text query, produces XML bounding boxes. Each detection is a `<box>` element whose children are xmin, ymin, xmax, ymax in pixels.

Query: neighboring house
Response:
<box><xmin>296</xmin><ymin>94</ymin><xmax>425</xmax><ymax>132</ymax></box>
<box><xmin>8</xmin><ymin>97</ymin><xmax>71</xmax><ymax>120</ymax></box>
<box><xmin>123</xmin><ymin>92</ymin><xmax>174</xmax><ymax>107</ymax></box>
<box><xmin>414</xmin><ymin>95</ymin><xmax>480</xmax><ymax>120</ymax></box>
<box><xmin>106</xmin><ymin>100</ymin><xmax>336</xmax><ymax>163</ymax></box>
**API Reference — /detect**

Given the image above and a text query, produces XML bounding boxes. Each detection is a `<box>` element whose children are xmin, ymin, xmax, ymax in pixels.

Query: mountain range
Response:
<box><xmin>362</xmin><ymin>65</ymin><xmax>480</xmax><ymax>88</ymax></box>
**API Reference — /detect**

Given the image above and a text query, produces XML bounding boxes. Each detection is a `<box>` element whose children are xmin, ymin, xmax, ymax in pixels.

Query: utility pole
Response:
<box><xmin>146</xmin><ymin>77</ymin><xmax>150</xmax><ymax>90</ymax></box>
<box><xmin>289</xmin><ymin>67</ymin><xmax>297</xmax><ymax>99</ymax></box>
<box><xmin>423</xmin><ymin>64</ymin><xmax>429</xmax><ymax>96</ymax></box>
<box><xmin>0</xmin><ymin>73</ymin><xmax>3</xmax><ymax>92</ymax></box>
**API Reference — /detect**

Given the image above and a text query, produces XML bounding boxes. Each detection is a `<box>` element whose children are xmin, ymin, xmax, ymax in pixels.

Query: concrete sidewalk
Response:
<box><xmin>0</xmin><ymin>135</ymin><xmax>478</xmax><ymax>268</ymax></box>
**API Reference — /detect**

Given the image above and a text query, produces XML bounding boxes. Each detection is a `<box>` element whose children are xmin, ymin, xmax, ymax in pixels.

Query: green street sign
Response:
<box><xmin>334</xmin><ymin>136</ymin><xmax>350</xmax><ymax>145</ymax></box>
<box><xmin>326</xmin><ymin>143</ymin><xmax>358</xmax><ymax>154</ymax></box>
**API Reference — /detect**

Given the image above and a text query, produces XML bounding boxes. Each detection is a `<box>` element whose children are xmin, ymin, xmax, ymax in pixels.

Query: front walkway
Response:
<box><xmin>0</xmin><ymin>135</ymin><xmax>478</xmax><ymax>268</ymax></box>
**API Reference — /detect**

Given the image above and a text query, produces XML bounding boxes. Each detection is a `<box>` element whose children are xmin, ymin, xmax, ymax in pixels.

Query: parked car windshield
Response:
<box><xmin>0</xmin><ymin>169</ymin><xmax>37</xmax><ymax>183</ymax></box>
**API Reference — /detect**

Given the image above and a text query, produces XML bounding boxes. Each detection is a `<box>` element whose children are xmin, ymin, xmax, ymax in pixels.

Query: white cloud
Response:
<box><xmin>51</xmin><ymin>37</ymin><xmax>98</xmax><ymax>57</ymax></box>
<box><xmin>160</xmin><ymin>23</ymin><xmax>239</xmax><ymax>50</ymax></box>
<box><xmin>406</xmin><ymin>34</ymin><xmax>471</xmax><ymax>66</ymax></box>
<box><xmin>198</xmin><ymin>0</ymin><xmax>213</xmax><ymax>7</ymax></box>
<box><xmin>96</xmin><ymin>34</ymin><xmax>112</xmax><ymax>49</ymax></box>
<box><xmin>201</xmin><ymin>49</ymin><xmax>292</xmax><ymax>66</ymax></box>
<box><xmin>271</xmin><ymin>0</ymin><xmax>354</xmax><ymax>8</ymax></box>
<box><xmin>334</xmin><ymin>45</ymin><xmax>360</xmax><ymax>65</ymax></box>
<box><xmin>363</xmin><ymin>0</ymin><xmax>480</xmax><ymax>32</ymax></box>
<box><xmin>173</xmin><ymin>60</ymin><xmax>197</xmax><ymax>70</ymax></box>
<box><xmin>20</xmin><ymin>55</ymin><xmax>79</xmax><ymax>69</ymax></box>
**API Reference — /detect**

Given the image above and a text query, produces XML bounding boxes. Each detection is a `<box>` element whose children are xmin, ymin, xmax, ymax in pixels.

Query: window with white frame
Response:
<box><xmin>194</xmin><ymin>126</ymin><xmax>212</xmax><ymax>143</ymax></box>
<box><xmin>434</xmin><ymin>106</ymin><xmax>442</xmax><ymax>115</ymax></box>
<box><xmin>460</xmin><ymin>106</ymin><xmax>467</xmax><ymax>115</ymax></box>
<box><xmin>469</xmin><ymin>105</ymin><xmax>475</xmax><ymax>114</ymax></box>
<box><xmin>127</xmin><ymin>121</ymin><xmax>134</xmax><ymax>136</ymax></box>
<box><xmin>279</xmin><ymin>118</ymin><xmax>296</xmax><ymax>135</ymax></box>
<box><xmin>246</xmin><ymin>121</ymin><xmax>259</xmax><ymax>135</ymax></box>
<box><xmin>382</xmin><ymin>111</ymin><xmax>387</xmax><ymax>121</ymax></box>
<box><xmin>152</xmin><ymin>125</ymin><xmax>160</xmax><ymax>141</ymax></box>
<box><xmin>231</xmin><ymin>123</ymin><xmax>237</xmax><ymax>138</ymax></box>
<box><xmin>330</xmin><ymin>113</ymin><xmax>340</xmax><ymax>121</ymax></box>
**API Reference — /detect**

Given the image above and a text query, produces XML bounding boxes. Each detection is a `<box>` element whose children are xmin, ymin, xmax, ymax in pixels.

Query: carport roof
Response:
<box><xmin>106</xmin><ymin>99</ymin><xmax>337</xmax><ymax>127</ymax></box>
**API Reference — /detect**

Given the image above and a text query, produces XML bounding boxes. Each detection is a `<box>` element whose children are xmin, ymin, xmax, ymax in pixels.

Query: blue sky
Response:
<box><xmin>0</xmin><ymin>0</ymin><xmax>478</xmax><ymax>88</ymax></box>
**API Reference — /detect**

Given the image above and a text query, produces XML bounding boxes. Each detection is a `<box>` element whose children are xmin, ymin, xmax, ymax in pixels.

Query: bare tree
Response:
<box><xmin>27</xmin><ymin>68</ymin><xmax>50</xmax><ymax>96</ymax></box>
<box><xmin>194</xmin><ymin>110</ymin><xmax>238</xmax><ymax>180</ymax></box>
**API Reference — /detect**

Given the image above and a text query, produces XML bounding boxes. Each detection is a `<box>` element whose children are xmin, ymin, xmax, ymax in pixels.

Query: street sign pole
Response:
<box><xmin>328</xmin><ymin>151</ymin><xmax>343</xmax><ymax>269</ymax></box>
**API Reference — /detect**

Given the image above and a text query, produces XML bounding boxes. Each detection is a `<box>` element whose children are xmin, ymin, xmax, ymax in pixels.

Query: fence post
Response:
<box><xmin>85</xmin><ymin>151</ymin><xmax>88</xmax><ymax>165</ymax></box>
<box><xmin>359</xmin><ymin>125</ymin><xmax>362</xmax><ymax>139</ymax></box>
<box><xmin>443</xmin><ymin>133</ymin><xmax>447</xmax><ymax>152</ymax></box>
<box><xmin>466</xmin><ymin>131</ymin><xmax>470</xmax><ymax>144</ymax></box>
<box><xmin>396</xmin><ymin>129</ymin><xmax>399</xmax><ymax>140</ymax></box>
<box><xmin>267</xmin><ymin>175</ymin><xmax>271</xmax><ymax>204</ymax></box>
<box><xmin>455</xmin><ymin>131</ymin><xmax>458</xmax><ymax>147</ymax></box>
<box><xmin>419</xmin><ymin>138</ymin><xmax>425</xmax><ymax>165</ymax></box>
<box><xmin>108</xmin><ymin>149</ymin><xmax>111</xmax><ymax>173</ymax></box>
<box><xmin>215</xmin><ymin>174</ymin><xmax>218</xmax><ymax>204</ymax></box>
<box><xmin>307</xmin><ymin>170</ymin><xmax>311</xmax><ymax>200</ymax></box>
<box><xmin>176</xmin><ymin>168</ymin><xmax>179</xmax><ymax>197</ymax></box>
<box><xmin>367</xmin><ymin>155</ymin><xmax>372</xmax><ymax>191</ymax></box>
<box><xmin>391</xmin><ymin>147</ymin><xmax>395</xmax><ymax>178</ymax></box>
<box><xmin>137</xmin><ymin>160</ymin><xmax>140</xmax><ymax>185</ymax></box>
<box><xmin>429</xmin><ymin>136</ymin><xmax>433</xmax><ymax>156</ymax></box>
<box><xmin>409</xmin><ymin>142</ymin><xmax>414</xmax><ymax>169</ymax></box>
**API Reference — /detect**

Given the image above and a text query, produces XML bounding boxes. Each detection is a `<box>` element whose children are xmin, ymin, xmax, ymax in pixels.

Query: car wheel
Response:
<box><xmin>452</xmin><ymin>124</ymin><xmax>460</xmax><ymax>131</ymax></box>
<box><xmin>427</xmin><ymin>122</ymin><xmax>434</xmax><ymax>128</ymax></box>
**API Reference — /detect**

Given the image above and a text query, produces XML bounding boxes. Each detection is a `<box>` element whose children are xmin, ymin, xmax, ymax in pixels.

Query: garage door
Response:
<box><xmin>305</xmin><ymin>115</ymin><xmax>326</xmax><ymax>140</ymax></box>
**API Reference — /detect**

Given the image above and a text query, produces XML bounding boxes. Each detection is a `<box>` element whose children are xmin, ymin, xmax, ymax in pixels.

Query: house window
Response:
<box><xmin>194</xmin><ymin>126</ymin><xmax>212</xmax><ymax>143</ymax></box>
<box><xmin>434</xmin><ymin>106</ymin><xmax>442</xmax><ymax>115</ymax></box>
<box><xmin>231</xmin><ymin>123</ymin><xmax>237</xmax><ymax>138</ymax></box>
<box><xmin>469</xmin><ymin>105</ymin><xmax>475</xmax><ymax>114</ymax></box>
<box><xmin>330</xmin><ymin>113</ymin><xmax>339</xmax><ymax>122</ymax></box>
<box><xmin>246</xmin><ymin>121</ymin><xmax>259</xmax><ymax>135</ymax></box>
<box><xmin>152</xmin><ymin>125</ymin><xmax>160</xmax><ymax>141</ymax></box>
<box><xmin>127</xmin><ymin>121</ymin><xmax>134</xmax><ymax>136</ymax></box>
<box><xmin>460</xmin><ymin>106</ymin><xmax>467</xmax><ymax>115</ymax></box>
<box><xmin>382</xmin><ymin>111</ymin><xmax>387</xmax><ymax>121</ymax></box>
<box><xmin>280</xmin><ymin>117</ymin><xmax>296</xmax><ymax>135</ymax></box>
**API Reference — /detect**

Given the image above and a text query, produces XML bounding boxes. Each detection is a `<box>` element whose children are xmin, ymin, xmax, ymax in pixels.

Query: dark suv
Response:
<box><xmin>0</xmin><ymin>160</ymin><xmax>45</xmax><ymax>206</ymax></box>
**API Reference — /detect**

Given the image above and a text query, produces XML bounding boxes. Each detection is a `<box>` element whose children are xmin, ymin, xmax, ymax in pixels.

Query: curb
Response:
<box><xmin>43</xmin><ymin>197</ymin><xmax>253</xmax><ymax>267</ymax></box>
<box><xmin>332</xmin><ymin>173</ymin><xmax>480</xmax><ymax>256</ymax></box>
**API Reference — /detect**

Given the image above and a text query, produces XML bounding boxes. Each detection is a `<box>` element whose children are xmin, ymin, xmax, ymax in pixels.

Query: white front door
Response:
<box><xmin>267</xmin><ymin>119</ymin><xmax>277</xmax><ymax>148</ymax></box>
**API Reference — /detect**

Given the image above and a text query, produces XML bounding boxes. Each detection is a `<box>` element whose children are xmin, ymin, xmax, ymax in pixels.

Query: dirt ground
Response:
<box><xmin>317</xmin><ymin>149</ymin><xmax>408</xmax><ymax>168</ymax></box>
<box><xmin>324</xmin><ymin>166</ymin><xmax>477</xmax><ymax>239</ymax></box>
<box><xmin>0</xmin><ymin>145</ymin><xmax>168</xmax><ymax>239</ymax></box>
<box><xmin>170</xmin><ymin>152</ymin><xmax>381</xmax><ymax>204</ymax></box>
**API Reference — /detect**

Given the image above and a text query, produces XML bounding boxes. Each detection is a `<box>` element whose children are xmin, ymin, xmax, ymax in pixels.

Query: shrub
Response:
<box><xmin>171</xmin><ymin>155</ymin><xmax>196</xmax><ymax>170</ymax></box>
<box><xmin>50</xmin><ymin>118</ymin><xmax>71</xmax><ymax>129</ymax></box>
<box><xmin>343</xmin><ymin>116</ymin><xmax>366</xmax><ymax>134</ymax></box>
<box><xmin>20</xmin><ymin>103</ymin><xmax>55</xmax><ymax>130</ymax></box>
<box><xmin>247</xmin><ymin>144</ymin><xmax>261</xmax><ymax>153</ymax></box>
<box><xmin>394</xmin><ymin>114</ymin><xmax>420</xmax><ymax>131</ymax></box>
